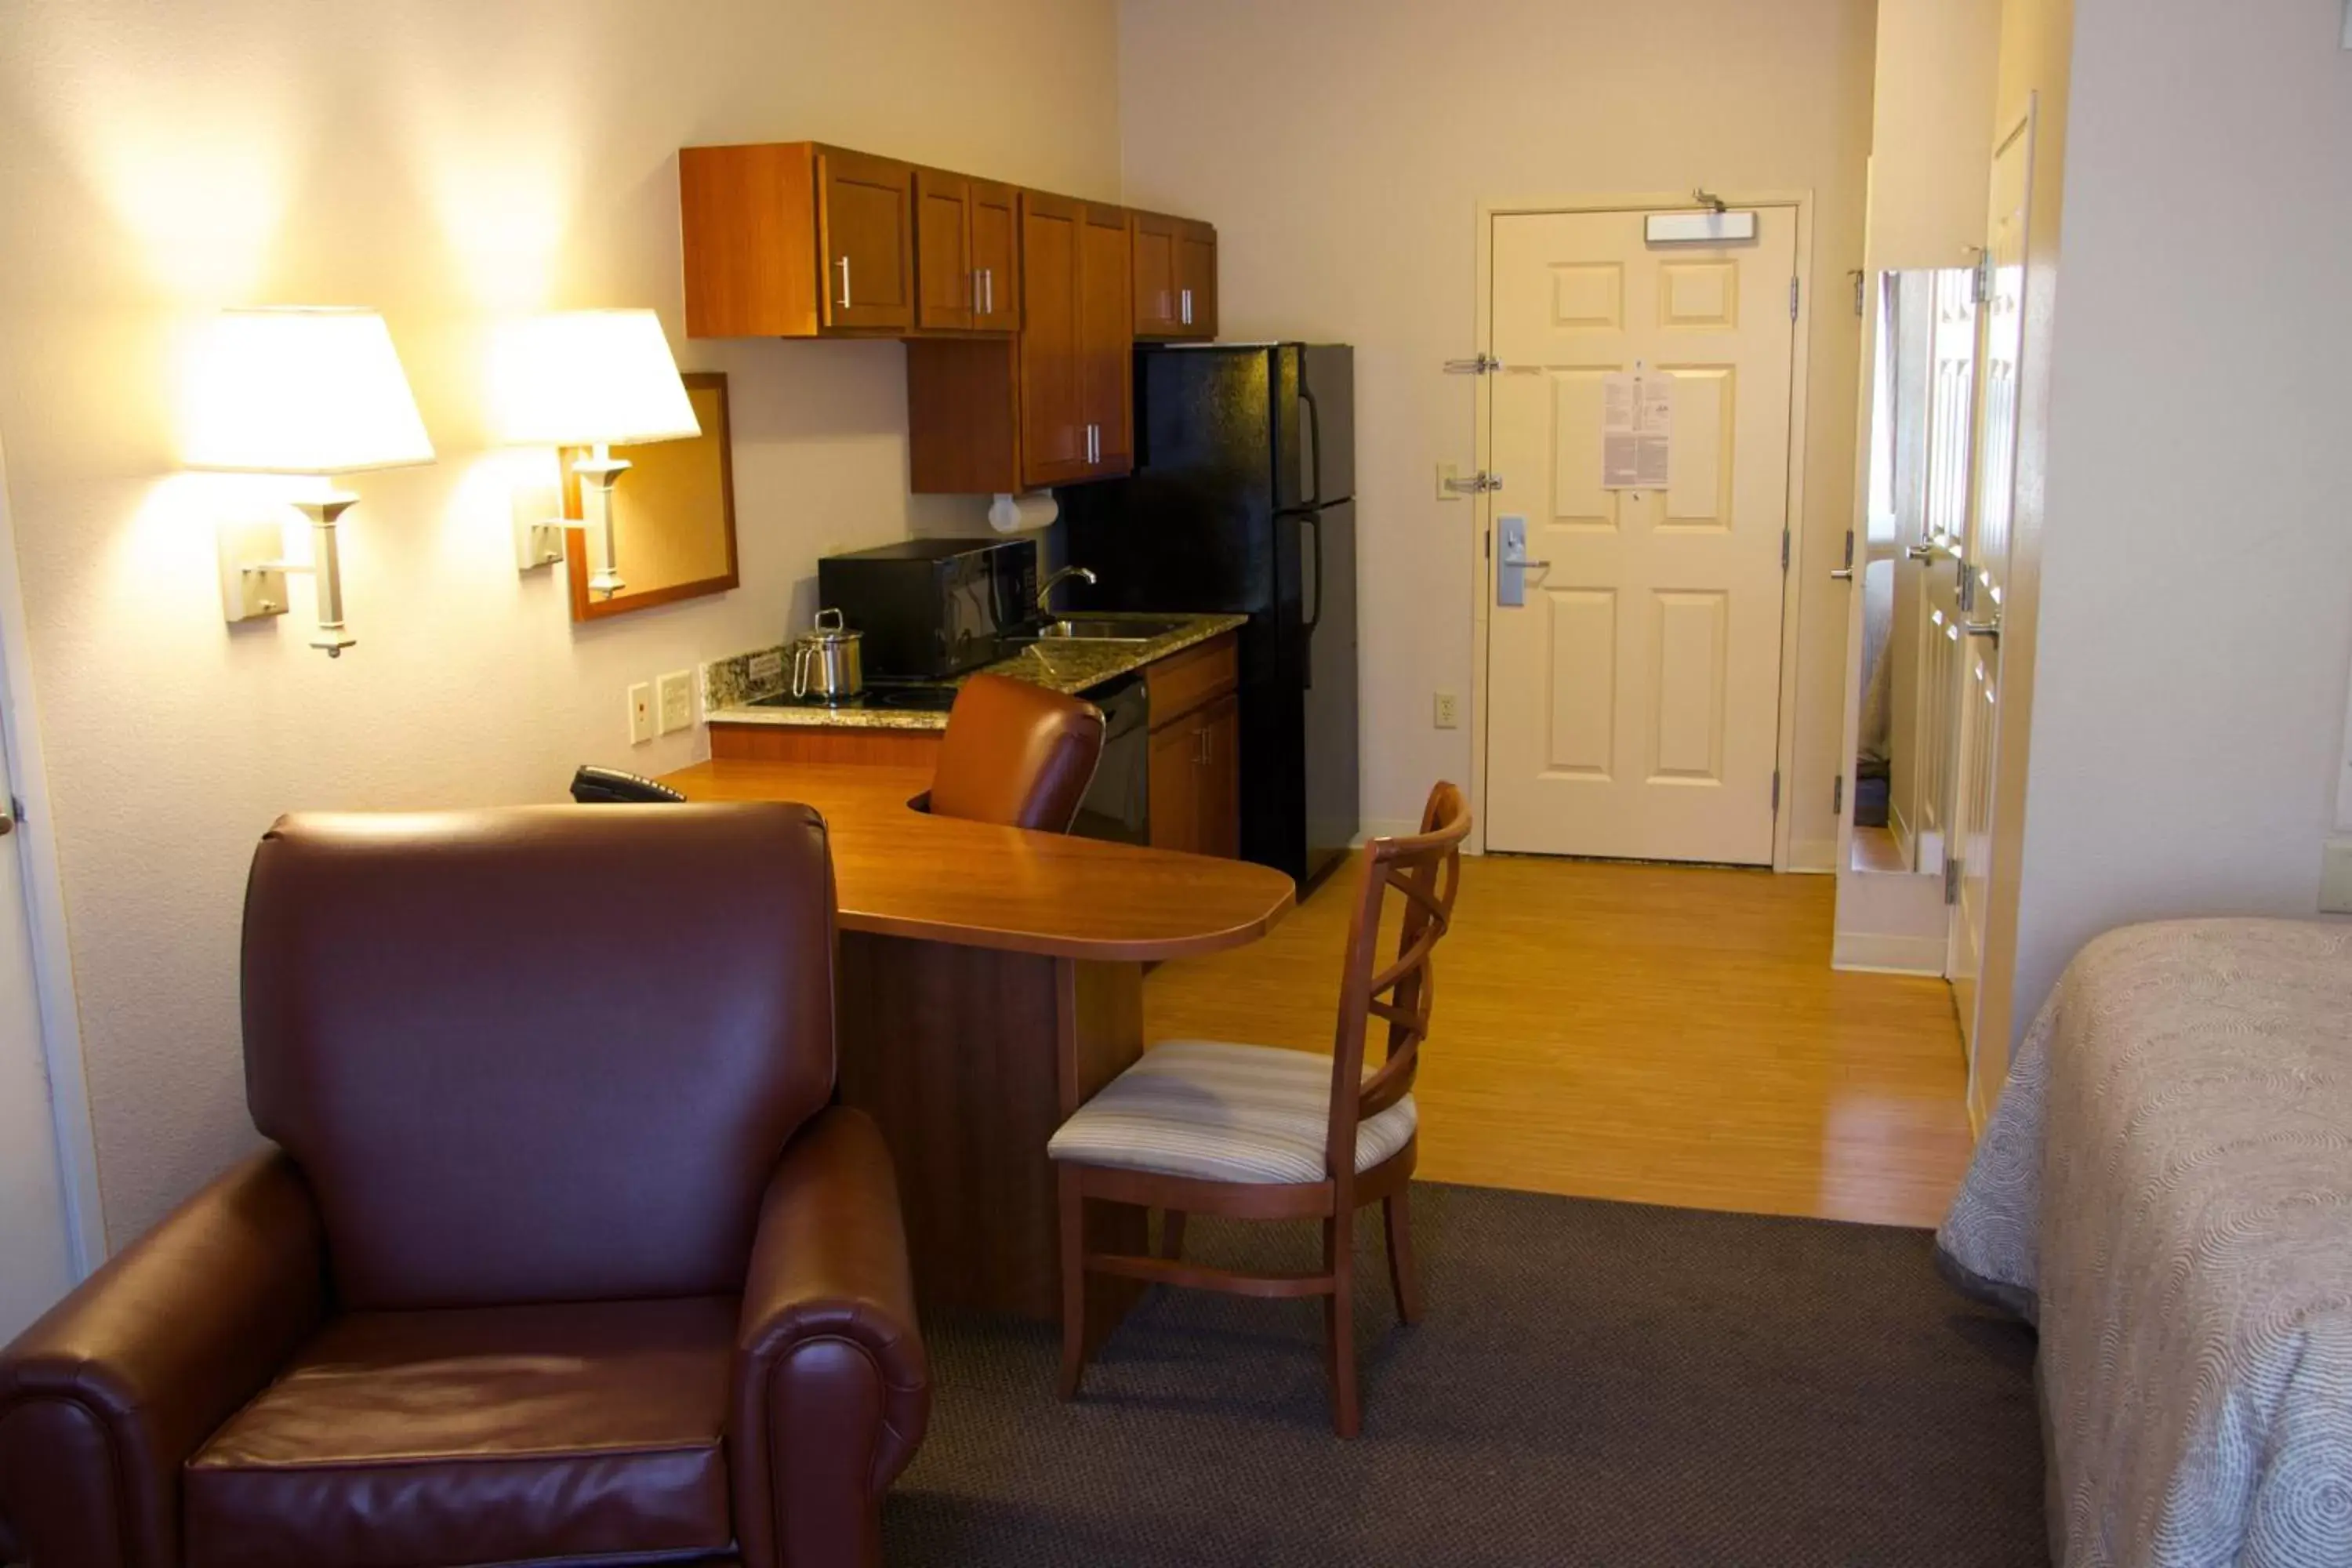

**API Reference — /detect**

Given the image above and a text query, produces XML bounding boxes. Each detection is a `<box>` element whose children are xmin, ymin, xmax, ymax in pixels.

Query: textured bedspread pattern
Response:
<box><xmin>1939</xmin><ymin>918</ymin><xmax>2352</xmax><ymax>1568</ymax></box>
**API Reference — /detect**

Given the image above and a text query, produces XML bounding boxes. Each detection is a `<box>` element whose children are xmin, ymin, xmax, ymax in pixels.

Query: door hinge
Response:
<box><xmin>1832</xmin><ymin>775</ymin><xmax>1845</xmax><ymax>816</ymax></box>
<box><xmin>1445</xmin><ymin>470</ymin><xmax>1504</xmax><ymax>495</ymax></box>
<box><xmin>1850</xmin><ymin>269</ymin><xmax>1866</xmax><ymax>318</ymax></box>
<box><xmin>1780</xmin><ymin>528</ymin><xmax>1791</xmax><ymax>572</ymax></box>
<box><xmin>1483</xmin><ymin>528</ymin><xmax>1491</xmax><ymax>559</ymax></box>
<box><xmin>1789</xmin><ymin>277</ymin><xmax>1801</xmax><ymax>321</ymax></box>
<box><xmin>1443</xmin><ymin>354</ymin><xmax>1504</xmax><ymax>376</ymax></box>
<box><xmin>1771</xmin><ymin>769</ymin><xmax>1782</xmax><ymax>814</ymax></box>
<box><xmin>1944</xmin><ymin>856</ymin><xmax>1962</xmax><ymax>905</ymax></box>
<box><xmin>1971</xmin><ymin>250</ymin><xmax>1993</xmax><ymax>306</ymax></box>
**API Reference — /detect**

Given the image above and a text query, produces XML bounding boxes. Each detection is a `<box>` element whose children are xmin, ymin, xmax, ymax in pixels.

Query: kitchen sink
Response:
<box><xmin>1023</xmin><ymin>616</ymin><xmax>1191</xmax><ymax>643</ymax></box>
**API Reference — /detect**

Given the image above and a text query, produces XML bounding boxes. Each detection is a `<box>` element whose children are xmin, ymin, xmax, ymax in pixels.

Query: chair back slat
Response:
<box><xmin>1323</xmin><ymin>782</ymin><xmax>1470</xmax><ymax>1180</ymax></box>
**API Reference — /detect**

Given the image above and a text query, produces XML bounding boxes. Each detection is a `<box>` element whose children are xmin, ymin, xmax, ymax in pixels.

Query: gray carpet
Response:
<box><xmin>886</xmin><ymin>1182</ymin><xmax>2045</xmax><ymax>1566</ymax></box>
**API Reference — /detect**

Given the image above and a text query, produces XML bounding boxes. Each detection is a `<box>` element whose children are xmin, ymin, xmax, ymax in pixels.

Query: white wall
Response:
<box><xmin>0</xmin><ymin>0</ymin><xmax>1122</xmax><ymax>1245</ymax></box>
<box><xmin>2002</xmin><ymin>0</ymin><xmax>2352</xmax><ymax>1039</ymax></box>
<box><xmin>1118</xmin><ymin>0</ymin><xmax>1877</xmax><ymax>855</ymax></box>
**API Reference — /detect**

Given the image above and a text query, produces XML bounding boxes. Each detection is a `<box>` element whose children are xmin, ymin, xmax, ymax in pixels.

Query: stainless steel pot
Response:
<box><xmin>791</xmin><ymin>608</ymin><xmax>864</xmax><ymax>702</ymax></box>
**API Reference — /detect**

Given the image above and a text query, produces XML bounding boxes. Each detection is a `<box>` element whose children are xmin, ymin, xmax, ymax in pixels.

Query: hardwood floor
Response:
<box><xmin>1142</xmin><ymin>854</ymin><xmax>1974</xmax><ymax>1228</ymax></box>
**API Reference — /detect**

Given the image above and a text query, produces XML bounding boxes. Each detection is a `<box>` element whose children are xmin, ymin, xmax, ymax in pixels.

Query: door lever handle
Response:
<box><xmin>1830</xmin><ymin>568</ymin><xmax>1855</xmax><ymax>581</ymax></box>
<box><xmin>1963</xmin><ymin>618</ymin><xmax>2002</xmax><ymax>640</ymax></box>
<box><xmin>1904</xmin><ymin>543</ymin><xmax>1937</xmax><ymax>561</ymax></box>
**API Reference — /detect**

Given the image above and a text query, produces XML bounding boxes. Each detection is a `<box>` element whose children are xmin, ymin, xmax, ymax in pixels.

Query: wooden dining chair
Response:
<box><xmin>927</xmin><ymin>673</ymin><xmax>1105</xmax><ymax>833</ymax></box>
<box><xmin>1047</xmin><ymin>780</ymin><xmax>1472</xmax><ymax>1436</ymax></box>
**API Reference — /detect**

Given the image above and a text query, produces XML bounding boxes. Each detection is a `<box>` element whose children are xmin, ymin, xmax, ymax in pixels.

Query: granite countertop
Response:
<box><xmin>702</xmin><ymin>612</ymin><xmax>1247</xmax><ymax>731</ymax></box>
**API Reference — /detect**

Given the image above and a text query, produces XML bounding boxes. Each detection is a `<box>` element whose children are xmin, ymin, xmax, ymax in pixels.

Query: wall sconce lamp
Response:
<box><xmin>183</xmin><ymin>307</ymin><xmax>434</xmax><ymax>656</ymax></box>
<box><xmin>494</xmin><ymin>310</ymin><xmax>700</xmax><ymax>599</ymax></box>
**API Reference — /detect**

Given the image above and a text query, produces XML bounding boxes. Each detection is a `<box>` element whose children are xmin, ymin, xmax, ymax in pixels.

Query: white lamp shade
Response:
<box><xmin>182</xmin><ymin>308</ymin><xmax>434</xmax><ymax>474</ymax></box>
<box><xmin>493</xmin><ymin>310</ymin><xmax>701</xmax><ymax>448</ymax></box>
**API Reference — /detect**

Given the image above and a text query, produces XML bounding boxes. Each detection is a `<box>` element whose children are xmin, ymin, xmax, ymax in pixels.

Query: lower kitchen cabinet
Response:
<box><xmin>1145</xmin><ymin>636</ymin><xmax>1240</xmax><ymax>858</ymax></box>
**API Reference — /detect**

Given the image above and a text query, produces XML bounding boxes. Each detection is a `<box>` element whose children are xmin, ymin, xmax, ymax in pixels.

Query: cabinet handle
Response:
<box><xmin>837</xmin><ymin>255</ymin><xmax>851</xmax><ymax>310</ymax></box>
<box><xmin>1193</xmin><ymin>727</ymin><xmax>1209</xmax><ymax>765</ymax></box>
<box><xmin>972</xmin><ymin>269</ymin><xmax>982</xmax><ymax>314</ymax></box>
<box><xmin>985</xmin><ymin>267</ymin><xmax>994</xmax><ymax>316</ymax></box>
<box><xmin>1181</xmin><ymin>288</ymin><xmax>1192</xmax><ymax>326</ymax></box>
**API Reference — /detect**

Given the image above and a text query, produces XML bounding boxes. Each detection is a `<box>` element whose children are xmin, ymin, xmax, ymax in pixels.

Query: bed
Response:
<box><xmin>1938</xmin><ymin>917</ymin><xmax>2352</xmax><ymax>1568</ymax></box>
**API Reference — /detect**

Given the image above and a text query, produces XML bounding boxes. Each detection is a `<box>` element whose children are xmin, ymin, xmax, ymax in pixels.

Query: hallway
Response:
<box><xmin>1144</xmin><ymin>855</ymin><xmax>1973</xmax><ymax>1228</ymax></box>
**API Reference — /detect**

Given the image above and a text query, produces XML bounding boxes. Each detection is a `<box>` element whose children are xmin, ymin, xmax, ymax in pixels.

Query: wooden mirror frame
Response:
<box><xmin>561</xmin><ymin>370</ymin><xmax>739</xmax><ymax>621</ymax></box>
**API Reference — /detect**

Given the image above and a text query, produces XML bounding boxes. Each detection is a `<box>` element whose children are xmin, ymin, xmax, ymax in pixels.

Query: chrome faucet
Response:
<box><xmin>1036</xmin><ymin>564</ymin><xmax>1097</xmax><ymax>617</ymax></box>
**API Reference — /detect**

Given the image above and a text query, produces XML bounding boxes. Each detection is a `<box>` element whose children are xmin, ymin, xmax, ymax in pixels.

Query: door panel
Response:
<box><xmin>816</xmin><ymin>148</ymin><xmax>913</xmax><ymax>333</ymax></box>
<box><xmin>1176</xmin><ymin>224</ymin><xmax>1218</xmax><ymax>338</ymax></box>
<box><xmin>1485</xmin><ymin>206</ymin><xmax>1797</xmax><ymax>864</ymax></box>
<box><xmin>969</xmin><ymin>180</ymin><xmax>1020</xmax><ymax>332</ymax></box>
<box><xmin>913</xmin><ymin>169</ymin><xmax>972</xmax><ymax>332</ymax></box>
<box><xmin>1078</xmin><ymin>205</ymin><xmax>1133</xmax><ymax>474</ymax></box>
<box><xmin>1018</xmin><ymin>192</ymin><xmax>1088</xmax><ymax>488</ymax></box>
<box><xmin>1131</xmin><ymin>211</ymin><xmax>1181</xmax><ymax>337</ymax></box>
<box><xmin>1950</xmin><ymin>109</ymin><xmax>2036</xmax><ymax>1061</ymax></box>
<box><xmin>0</xmin><ymin>677</ymin><xmax>71</xmax><ymax>1341</ymax></box>
<box><xmin>1913</xmin><ymin>268</ymin><xmax>1980</xmax><ymax>867</ymax></box>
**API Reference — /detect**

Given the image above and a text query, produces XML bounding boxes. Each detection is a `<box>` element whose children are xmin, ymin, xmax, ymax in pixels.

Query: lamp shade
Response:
<box><xmin>493</xmin><ymin>310</ymin><xmax>701</xmax><ymax>448</ymax></box>
<box><xmin>183</xmin><ymin>307</ymin><xmax>434</xmax><ymax>474</ymax></box>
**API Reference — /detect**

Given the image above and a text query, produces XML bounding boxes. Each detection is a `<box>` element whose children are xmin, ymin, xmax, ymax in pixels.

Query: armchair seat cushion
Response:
<box><xmin>1048</xmin><ymin>1039</ymin><xmax>1417</xmax><ymax>1185</ymax></box>
<box><xmin>183</xmin><ymin>1296</ymin><xmax>738</xmax><ymax>1568</ymax></box>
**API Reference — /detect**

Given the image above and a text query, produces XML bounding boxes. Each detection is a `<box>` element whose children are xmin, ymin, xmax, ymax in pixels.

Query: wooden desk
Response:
<box><xmin>659</xmin><ymin>760</ymin><xmax>1294</xmax><ymax>1321</ymax></box>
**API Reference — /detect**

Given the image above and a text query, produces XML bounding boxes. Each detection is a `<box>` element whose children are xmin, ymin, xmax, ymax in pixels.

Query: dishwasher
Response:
<box><xmin>1068</xmin><ymin>673</ymin><xmax>1149</xmax><ymax>846</ymax></box>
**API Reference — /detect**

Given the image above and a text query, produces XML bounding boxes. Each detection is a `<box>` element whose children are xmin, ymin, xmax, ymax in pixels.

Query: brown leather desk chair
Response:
<box><xmin>927</xmin><ymin>672</ymin><xmax>1105</xmax><ymax>833</ymax></box>
<box><xmin>1048</xmin><ymin>782</ymin><xmax>1472</xmax><ymax>1437</ymax></box>
<box><xmin>0</xmin><ymin>804</ymin><xmax>927</xmax><ymax>1568</ymax></box>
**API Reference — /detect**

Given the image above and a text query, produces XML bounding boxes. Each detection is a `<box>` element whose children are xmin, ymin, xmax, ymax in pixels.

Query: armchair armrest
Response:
<box><xmin>0</xmin><ymin>1150</ymin><xmax>326</xmax><ymax>1568</ymax></box>
<box><xmin>731</xmin><ymin>1107</ymin><xmax>930</xmax><ymax>1568</ymax></box>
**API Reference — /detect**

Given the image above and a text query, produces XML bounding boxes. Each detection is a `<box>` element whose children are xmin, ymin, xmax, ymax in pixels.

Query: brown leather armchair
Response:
<box><xmin>927</xmin><ymin>672</ymin><xmax>1105</xmax><ymax>832</ymax></box>
<box><xmin>0</xmin><ymin>804</ymin><xmax>928</xmax><ymax>1568</ymax></box>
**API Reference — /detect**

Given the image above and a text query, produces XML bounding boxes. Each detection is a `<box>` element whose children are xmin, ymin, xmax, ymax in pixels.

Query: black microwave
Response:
<box><xmin>815</xmin><ymin>537</ymin><xmax>1040</xmax><ymax>681</ymax></box>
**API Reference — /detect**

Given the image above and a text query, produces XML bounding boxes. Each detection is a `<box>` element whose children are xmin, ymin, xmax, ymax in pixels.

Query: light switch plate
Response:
<box><xmin>2321</xmin><ymin>838</ymin><xmax>2352</xmax><ymax>914</ymax></box>
<box><xmin>626</xmin><ymin>683</ymin><xmax>655</xmax><ymax>746</ymax></box>
<box><xmin>656</xmin><ymin>670</ymin><xmax>695</xmax><ymax>735</ymax></box>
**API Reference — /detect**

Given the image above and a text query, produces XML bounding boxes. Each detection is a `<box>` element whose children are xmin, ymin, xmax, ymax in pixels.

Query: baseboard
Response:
<box><xmin>1831</xmin><ymin>930</ymin><xmax>1949</xmax><ymax>975</ymax></box>
<box><xmin>1788</xmin><ymin>837</ymin><xmax>1838</xmax><ymax>874</ymax></box>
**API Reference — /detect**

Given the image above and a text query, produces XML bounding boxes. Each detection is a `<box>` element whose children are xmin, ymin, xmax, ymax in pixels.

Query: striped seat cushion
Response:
<box><xmin>1048</xmin><ymin>1039</ymin><xmax>1417</xmax><ymax>1185</ymax></box>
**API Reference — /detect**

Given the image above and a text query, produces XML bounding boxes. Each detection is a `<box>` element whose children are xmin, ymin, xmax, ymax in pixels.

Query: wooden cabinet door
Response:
<box><xmin>913</xmin><ymin>169</ymin><xmax>973</xmax><ymax>332</ymax></box>
<box><xmin>1175</xmin><ymin>221</ymin><xmax>1218</xmax><ymax>339</ymax></box>
<box><xmin>817</xmin><ymin>147</ymin><xmax>914</xmax><ymax>332</ymax></box>
<box><xmin>1149</xmin><ymin>717</ymin><xmax>1202</xmax><ymax>855</ymax></box>
<box><xmin>1018</xmin><ymin>191</ymin><xmax>1091</xmax><ymax>489</ymax></box>
<box><xmin>1078</xmin><ymin>202</ymin><xmax>1134</xmax><ymax>476</ymax></box>
<box><xmin>1196</xmin><ymin>692</ymin><xmax>1240</xmax><ymax>857</ymax></box>
<box><xmin>969</xmin><ymin>179</ymin><xmax>1020</xmax><ymax>333</ymax></box>
<box><xmin>1131</xmin><ymin>211</ymin><xmax>1181</xmax><ymax>337</ymax></box>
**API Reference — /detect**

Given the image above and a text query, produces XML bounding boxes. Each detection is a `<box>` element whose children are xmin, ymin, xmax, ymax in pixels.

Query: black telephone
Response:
<box><xmin>569</xmin><ymin>764</ymin><xmax>687</xmax><ymax>804</ymax></box>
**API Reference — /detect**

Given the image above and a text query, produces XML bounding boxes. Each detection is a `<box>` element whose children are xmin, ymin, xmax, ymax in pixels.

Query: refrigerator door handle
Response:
<box><xmin>1298</xmin><ymin>383</ymin><xmax>1323</xmax><ymax>508</ymax></box>
<box><xmin>1299</xmin><ymin>508</ymin><xmax>1323</xmax><ymax>692</ymax></box>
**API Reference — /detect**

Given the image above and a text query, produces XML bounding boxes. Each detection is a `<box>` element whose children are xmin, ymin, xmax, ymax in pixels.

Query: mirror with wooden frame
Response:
<box><xmin>561</xmin><ymin>371</ymin><xmax>739</xmax><ymax>620</ymax></box>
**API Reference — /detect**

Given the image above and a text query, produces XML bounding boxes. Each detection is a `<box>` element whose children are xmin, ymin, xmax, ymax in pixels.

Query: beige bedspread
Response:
<box><xmin>1938</xmin><ymin>917</ymin><xmax>2352</xmax><ymax>1568</ymax></box>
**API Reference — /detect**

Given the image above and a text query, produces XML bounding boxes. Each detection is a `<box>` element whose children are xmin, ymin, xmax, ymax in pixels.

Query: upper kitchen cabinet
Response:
<box><xmin>906</xmin><ymin>190</ymin><xmax>1131</xmax><ymax>493</ymax></box>
<box><xmin>681</xmin><ymin>143</ymin><xmax>916</xmax><ymax>337</ymax></box>
<box><xmin>1131</xmin><ymin>210</ymin><xmax>1218</xmax><ymax>340</ymax></box>
<box><xmin>913</xmin><ymin>171</ymin><xmax>1021</xmax><ymax>333</ymax></box>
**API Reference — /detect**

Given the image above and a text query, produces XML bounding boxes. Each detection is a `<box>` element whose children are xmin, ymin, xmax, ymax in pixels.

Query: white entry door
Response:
<box><xmin>1485</xmin><ymin>206</ymin><xmax>1798</xmax><ymax>864</ymax></box>
<box><xmin>0</xmin><ymin>673</ymin><xmax>71</xmax><ymax>1341</ymax></box>
<box><xmin>1949</xmin><ymin>106</ymin><xmax>2037</xmax><ymax>1071</ymax></box>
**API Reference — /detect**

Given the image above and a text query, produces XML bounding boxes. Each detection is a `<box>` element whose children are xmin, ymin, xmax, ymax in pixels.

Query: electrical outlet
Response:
<box><xmin>656</xmin><ymin>670</ymin><xmax>695</xmax><ymax>735</ymax></box>
<box><xmin>2321</xmin><ymin>838</ymin><xmax>2352</xmax><ymax>914</ymax></box>
<box><xmin>1436</xmin><ymin>462</ymin><xmax>1461</xmax><ymax>501</ymax></box>
<box><xmin>626</xmin><ymin>682</ymin><xmax>655</xmax><ymax>746</ymax></box>
<box><xmin>1433</xmin><ymin>691</ymin><xmax>1460</xmax><ymax>729</ymax></box>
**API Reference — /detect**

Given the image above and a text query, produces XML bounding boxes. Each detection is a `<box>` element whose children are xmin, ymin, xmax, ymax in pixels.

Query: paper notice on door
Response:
<box><xmin>1602</xmin><ymin>370</ymin><xmax>1675</xmax><ymax>490</ymax></box>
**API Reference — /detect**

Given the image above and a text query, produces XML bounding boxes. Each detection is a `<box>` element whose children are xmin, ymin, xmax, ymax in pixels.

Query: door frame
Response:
<box><xmin>1468</xmin><ymin>191</ymin><xmax>1818</xmax><ymax>868</ymax></box>
<box><xmin>0</xmin><ymin>428</ymin><xmax>105</xmax><ymax>1276</ymax></box>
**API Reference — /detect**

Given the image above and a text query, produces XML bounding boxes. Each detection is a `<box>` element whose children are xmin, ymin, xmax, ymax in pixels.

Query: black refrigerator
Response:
<box><xmin>1057</xmin><ymin>343</ymin><xmax>1358</xmax><ymax>889</ymax></box>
